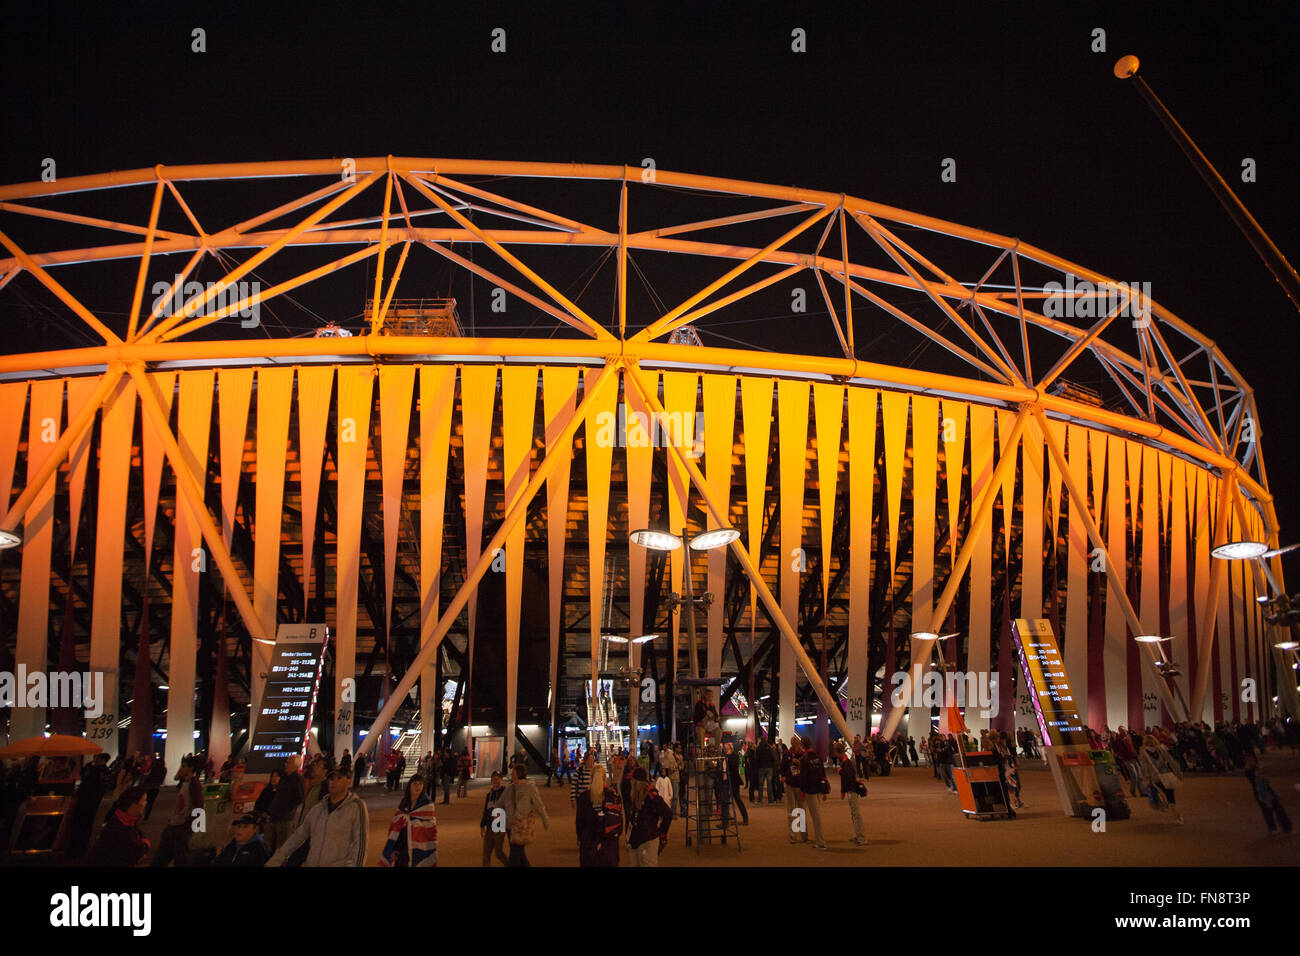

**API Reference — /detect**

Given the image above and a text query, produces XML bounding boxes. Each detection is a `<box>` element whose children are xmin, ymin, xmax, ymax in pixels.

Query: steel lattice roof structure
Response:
<box><xmin>0</xmin><ymin>159</ymin><xmax>1289</xmax><ymax>767</ymax></box>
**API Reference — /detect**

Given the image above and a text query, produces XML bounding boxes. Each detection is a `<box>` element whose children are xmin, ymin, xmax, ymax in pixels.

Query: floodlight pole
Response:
<box><xmin>1115</xmin><ymin>56</ymin><xmax>1300</xmax><ymax>314</ymax></box>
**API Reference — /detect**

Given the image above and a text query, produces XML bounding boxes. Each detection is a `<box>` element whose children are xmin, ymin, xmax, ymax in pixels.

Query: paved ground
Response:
<box><xmin>339</xmin><ymin>751</ymin><xmax>1300</xmax><ymax>867</ymax></box>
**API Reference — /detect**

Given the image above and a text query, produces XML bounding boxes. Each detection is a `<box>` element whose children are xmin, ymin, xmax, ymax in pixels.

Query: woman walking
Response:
<box><xmin>379</xmin><ymin>774</ymin><xmax>437</xmax><ymax>867</ymax></box>
<box><xmin>1139</xmin><ymin>734</ymin><xmax>1184</xmax><ymax>824</ymax></box>
<box><xmin>503</xmin><ymin>764</ymin><xmax>549</xmax><ymax>867</ymax></box>
<box><xmin>574</xmin><ymin>764</ymin><xmax>621</xmax><ymax>866</ymax></box>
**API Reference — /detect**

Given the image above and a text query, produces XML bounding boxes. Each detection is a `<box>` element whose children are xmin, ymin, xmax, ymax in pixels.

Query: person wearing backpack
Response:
<box><xmin>626</xmin><ymin>768</ymin><xmax>672</xmax><ymax>867</ymax></box>
<box><xmin>575</xmin><ymin>763</ymin><xmax>621</xmax><ymax>866</ymax></box>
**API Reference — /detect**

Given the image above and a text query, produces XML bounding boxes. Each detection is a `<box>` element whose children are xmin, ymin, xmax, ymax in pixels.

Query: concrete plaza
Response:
<box><xmin>349</xmin><ymin>751</ymin><xmax>1300</xmax><ymax>867</ymax></box>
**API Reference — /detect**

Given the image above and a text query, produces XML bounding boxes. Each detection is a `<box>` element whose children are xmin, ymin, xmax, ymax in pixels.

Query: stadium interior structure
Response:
<box><xmin>0</xmin><ymin>158</ymin><xmax>1292</xmax><ymax>774</ymax></box>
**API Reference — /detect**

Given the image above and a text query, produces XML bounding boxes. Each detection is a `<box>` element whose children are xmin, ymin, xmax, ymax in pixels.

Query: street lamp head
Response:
<box><xmin>0</xmin><ymin>529</ymin><xmax>21</xmax><ymax>550</ymax></box>
<box><xmin>1211</xmin><ymin>540</ymin><xmax>1269</xmax><ymax>561</ymax></box>
<box><xmin>1134</xmin><ymin>634</ymin><xmax>1173</xmax><ymax>643</ymax></box>
<box><xmin>1275</xmin><ymin>641</ymin><xmax>1299</xmax><ymax>651</ymax></box>
<box><xmin>688</xmin><ymin>527</ymin><xmax>739</xmax><ymax>551</ymax></box>
<box><xmin>603</xmin><ymin>635</ymin><xmax>630</xmax><ymax>644</ymax></box>
<box><xmin>630</xmin><ymin>634</ymin><xmax>659</xmax><ymax>644</ymax></box>
<box><xmin>1113</xmin><ymin>54</ymin><xmax>1140</xmax><ymax>79</ymax></box>
<box><xmin>629</xmin><ymin>529</ymin><xmax>682</xmax><ymax>552</ymax></box>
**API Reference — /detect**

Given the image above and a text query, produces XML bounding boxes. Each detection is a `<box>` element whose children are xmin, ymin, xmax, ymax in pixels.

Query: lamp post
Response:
<box><xmin>630</xmin><ymin>526</ymin><xmax>738</xmax><ymax>741</ymax></box>
<box><xmin>1212</xmin><ymin>539</ymin><xmax>1300</xmax><ymax>718</ymax></box>
<box><xmin>1134</xmin><ymin>635</ymin><xmax>1191</xmax><ymax>723</ymax></box>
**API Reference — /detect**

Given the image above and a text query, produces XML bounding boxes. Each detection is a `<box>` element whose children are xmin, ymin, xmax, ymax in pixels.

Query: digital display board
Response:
<box><xmin>246</xmin><ymin>624</ymin><xmax>328</xmax><ymax>773</ymax></box>
<box><xmin>1010</xmin><ymin>618</ymin><xmax>1088</xmax><ymax>748</ymax></box>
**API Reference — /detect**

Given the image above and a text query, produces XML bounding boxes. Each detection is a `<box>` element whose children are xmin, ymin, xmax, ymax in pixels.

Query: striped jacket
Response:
<box><xmin>379</xmin><ymin>793</ymin><xmax>438</xmax><ymax>867</ymax></box>
<box><xmin>571</xmin><ymin>763</ymin><xmax>592</xmax><ymax>802</ymax></box>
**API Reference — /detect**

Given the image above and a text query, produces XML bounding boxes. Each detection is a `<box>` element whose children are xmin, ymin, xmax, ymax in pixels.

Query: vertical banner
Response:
<box><xmin>1104</xmin><ymin>434</ymin><xmax>1129</xmax><ymax>730</ymax></box>
<box><xmin>881</xmin><ymin>391</ymin><xmax>909</xmax><ymax>577</ymax></box>
<box><xmin>812</xmin><ymin>382</ymin><xmax>843</xmax><ymax>639</ymax></box>
<box><xmin>378</xmin><ymin>366</ymin><xmax>415</xmax><ymax>637</ymax></box>
<box><xmin>908</xmin><ymin>396</ymin><xmax>939</xmax><ymax>738</ymax></box>
<box><xmin>811</xmin><ymin>382</ymin><xmax>843</xmax><ymax>755</ymax></box>
<box><xmin>1020</xmin><ymin>416</ymin><xmax>1044</xmax><ymax>622</ymax></box>
<box><xmin>54</xmin><ymin>378</ymin><xmax>98</xmax><ymax>737</ymax></box>
<box><xmin>166</xmin><ymin>370</ymin><xmax>213</xmax><ymax>772</ymax></box>
<box><xmin>87</xmin><ymin>379</ymin><xmax>135</xmax><ymax>757</ymax></box>
<box><xmin>501</xmin><ymin>366</ymin><xmax>538</xmax><ymax>768</ymax></box>
<box><xmin>333</xmin><ymin>366</ymin><xmax>373</xmax><ymax>759</ymax></box>
<box><xmin>12</xmin><ymin>380</ymin><xmax>64</xmax><ymax>742</ymax></box>
<box><xmin>583</xmin><ymin>367</ymin><xmax>617</xmax><ymax>730</ymax></box>
<box><xmin>845</xmin><ymin>388</ymin><xmax>877</xmax><ymax>740</ymax></box>
<box><xmin>542</xmin><ymin>366</ymin><xmax>579</xmax><ymax>751</ymax></box>
<box><xmin>140</xmin><ymin>372</ymin><xmax>176</xmax><ymax>569</ymax></box>
<box><xmin>1088</xmin><ymin>430</ymin><xmax>1109</xmax><ymax>726</ymax></box>
<box><xmin>623</xmin><ymin>370</ymin><xmax>654</xmax><ymax>741</ymax></box>
<box><xmin>419</xmin><ymin>366</ymin><xmax>456</xmax><ymax>752</ymax></box>
<box><xmin>1139</xmin><ymin>447</ymin><xmax>1161</xmax><ymax>724</ymax></box>
<box><xmin>250</xmin><ymin>367</ymin><xmax>293</xmax><ymax>739</ymax></box>
<box><xmin>296</xmin><ymin>367</ymin><xmax>334</xmax><ymax>610</ymax></box>
<box><xmin>459</xmin><ymin>364</ymin><xmax>497</xmax><ymax>732</ymax></box>
<box><xmin>741</xmin><ymin>377</ymin><xmax>774</xmax><ymax>635</ymax></box>
<box><xmin>704</xmin><ymin>375</ymin><xmax>737</xmax><ymax>679</ymax></box>
<box><xmin>966</xmin><ymin>405</ymin><xmax>995</xmax><ymax>731</ymax></box>
<box><xmin>777</xmin><ymin>379</ymin><xmax>810</xmax><ymax>743</ymax></box>
<box><xmin>0</xmin><ymin>382</ymin><xmax>28</xmax><ymax>517</ymax></box>
<box><xmin>64</xmin><ymin>378</ymin><xmax>99</xmax><ymax>568</ymax></box>
<box><xmin>941</xmin><ymin>400</ymin><xmax>967</xmax><ymax>565</ymax></box>
<box><xmin>1064</xmin><ymin>424</ymin><xmax>1091</xmax><ymax>725</ymax></box>
<box><xmin>662</xmin><ymin>371</ymin><xmax>699</xmax><ymax>670</ymax></box>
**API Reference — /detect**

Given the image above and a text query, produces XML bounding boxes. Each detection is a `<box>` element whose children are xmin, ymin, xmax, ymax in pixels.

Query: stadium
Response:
<box><xmin>0</xmin><ymin>158</ymin><xmax>1290</xmax><ymax>776</ymax></box>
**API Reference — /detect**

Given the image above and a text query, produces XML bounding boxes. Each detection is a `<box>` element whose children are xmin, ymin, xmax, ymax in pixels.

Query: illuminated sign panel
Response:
<box><xmin>1010</xmin><ymin>618</ymin><xmax>1088</xmax><ymax>748</ymax></box>
<box><xmin>247</xmin><ymin>624</ymin><xmax>329</xmax><ymax>773</ymax></box>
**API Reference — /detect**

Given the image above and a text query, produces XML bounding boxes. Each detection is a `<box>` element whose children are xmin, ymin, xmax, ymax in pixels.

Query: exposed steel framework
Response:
<box><xmin>0</xmin><ymin>159</ymin><xmax>1289</xmax><ymax>764</ymax></box>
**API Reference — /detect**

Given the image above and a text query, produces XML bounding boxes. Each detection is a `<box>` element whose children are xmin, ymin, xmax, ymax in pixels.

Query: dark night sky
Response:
<box><xmin>2</xmin><ymin>1</ymin><xmax>1298</xmax><ymax>533</ymax></box>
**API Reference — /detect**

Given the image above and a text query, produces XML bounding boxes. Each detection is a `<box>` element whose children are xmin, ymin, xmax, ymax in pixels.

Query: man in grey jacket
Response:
<box><xmin>267</xmin><ymin>768</ymin><xmax>369</xmax><ymax>867</ymax></box>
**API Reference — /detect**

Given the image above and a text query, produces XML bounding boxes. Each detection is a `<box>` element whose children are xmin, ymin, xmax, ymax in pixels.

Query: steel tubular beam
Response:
<box><xmin>128</xmin><ymin>362</ymin><xmax>273</xmax><ymax>647</ymax></box>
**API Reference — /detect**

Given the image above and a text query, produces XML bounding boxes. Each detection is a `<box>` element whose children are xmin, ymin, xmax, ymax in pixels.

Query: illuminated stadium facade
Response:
<box><xmin>0</xmin><ymin>159</ymin><xmax>1291</xmax><ymax>772</ymax></box>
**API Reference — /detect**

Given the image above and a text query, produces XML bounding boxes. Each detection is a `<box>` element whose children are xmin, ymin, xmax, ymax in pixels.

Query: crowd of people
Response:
<box><xmin>2</xmin><ymin>712</ymin><xmax>1294</xmax><ymax>867</ymax></box>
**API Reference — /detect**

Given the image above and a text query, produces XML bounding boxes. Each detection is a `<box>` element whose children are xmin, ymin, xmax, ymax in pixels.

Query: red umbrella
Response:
<box><xmin>0</xmin><ymin>735</ymin><xmax>103</xmax><ymax>759</ymax></box>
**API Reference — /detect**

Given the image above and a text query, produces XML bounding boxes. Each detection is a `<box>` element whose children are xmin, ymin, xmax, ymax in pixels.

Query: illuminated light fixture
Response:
<box><xmin>629</xmin><ymin>529</ymin><xmax>682</xmax><ymax>552</ymax></box>
<box><xmin>910</xmin><ymin>631</ymin><xmax>938</xmax><ymax>642</ymax></box>
<box><xmin>0</xmin><ymin>529</ymin><xmax>21</xmax><ymax>550</ymax></box>
<box><xmin>1134</xmin><ymin>635</ymin><xmax>1173</xmax><ymax>643</ymax></box>
<box><xmin>688</xmin><ymin>528</ymin><xmax>740</xmax><ymax>551</ymax></box>
<box><xmin>1211</xmin><ymin>540</ymin><xmax>1269</xmax><ymax>560</ymax></box>
<box><xmin>1262</xmin><ymin>542</ymin><xmax>1300</xmax><ymax>559</ymax></box>
<box><xmin>631</xmin><ymin>634</ymin><xmax>659</xmax><ymax>644</ymax></box>
<box><xmin>603</xmin><ymin>635</ymin><xmax>630</xmax><ymax>644</ymax></box>
<box><xmin>1274</xmin><ymin>640</ymin><xmax>1299</xmax><ymax>651</ymax></box>
<box><xmin>1256</xmin><ymin>594</ymin><xmax>1272</xmax><ymax>604</ymax></box>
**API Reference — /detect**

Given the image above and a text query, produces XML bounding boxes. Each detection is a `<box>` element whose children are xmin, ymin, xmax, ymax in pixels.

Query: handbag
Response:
<box><xmin>511</xmin><ymin>808</ymin><xmax>537</xmax><ymax>845</ymax></box>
